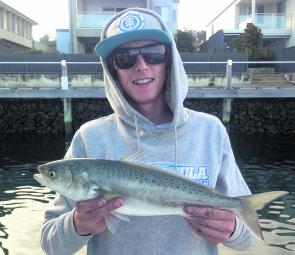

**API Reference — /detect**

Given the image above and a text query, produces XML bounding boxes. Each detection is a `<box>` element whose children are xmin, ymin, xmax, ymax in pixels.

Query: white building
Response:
<box><xmin>204</xmin><ymin>0</ymin><xmax>294</xmax><ymax>51</ymax></box>
<box><xmin>0</xmin><ymin>0</ymin><xmax>37</xmax><ymax>53</ymax></box>
<box><xmin>67</xmin><ymin>0</ymin><xmax>180</xmax><ymax>53</ymax></box>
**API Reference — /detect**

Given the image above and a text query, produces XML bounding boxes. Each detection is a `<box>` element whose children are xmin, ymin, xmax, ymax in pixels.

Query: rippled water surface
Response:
<box><xmin>0</xmin><ymin>134</ymin><xmax>294</xmax><ymax>255</ymax></box>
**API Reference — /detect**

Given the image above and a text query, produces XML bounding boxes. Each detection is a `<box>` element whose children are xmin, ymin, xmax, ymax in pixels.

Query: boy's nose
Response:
<box><xmin>134</xmin><ymin>54</ymin><xmax>149</xmax><ymax>71</ymax></box>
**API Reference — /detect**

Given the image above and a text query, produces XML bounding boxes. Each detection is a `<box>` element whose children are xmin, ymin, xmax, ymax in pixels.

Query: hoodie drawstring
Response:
<box><xmin>134</xmin><ymin>113</ymin><xmax>178</xmax><ymax>171</ymax></box>
<box><xmin>174</xmin><ymin>124</ymin><xmax>178</xmax><ymax>171</ymax></box>
<box><xmin>134</xmin><ymin>114</ymin><xmax>141</xmax><ymax>151</ymax></box>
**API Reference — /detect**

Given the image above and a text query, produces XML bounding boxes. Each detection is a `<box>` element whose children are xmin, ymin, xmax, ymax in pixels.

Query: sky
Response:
<box><xmin>2</xmin><ymin>0</ymin><xmax>232</xmax><ymax>40</ymax></box>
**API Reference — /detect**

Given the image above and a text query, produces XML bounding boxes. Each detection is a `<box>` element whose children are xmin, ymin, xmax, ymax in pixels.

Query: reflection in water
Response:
<box><xmin>0</xmin><ymin>186</ymin><xmax>53</xmax><ymax>255</ymax></box>
<box><xmin>0</xmin><ymin>135</ymin><xmax>64</xmax><ymax>255</ymax></box>
<box><xmin>0</xmin><ymin>134</ymin><xmax>294</xmax><ymax>255</ymax></box>
<box><xmin>220</xmin><ymin>135</ymin><xmax>295</xmax><ymax>255</ymax></box>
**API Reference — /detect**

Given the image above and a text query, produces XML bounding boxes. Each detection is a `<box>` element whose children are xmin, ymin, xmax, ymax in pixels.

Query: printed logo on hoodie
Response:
<box><xmin>155</xmin><ymin>162</ymin><xmax>210</xmax><ymax>186</ymax></box>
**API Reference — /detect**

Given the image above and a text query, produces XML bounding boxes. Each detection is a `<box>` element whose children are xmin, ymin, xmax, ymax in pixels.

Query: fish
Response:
<box><xmin>33</xmin><ymin>152</ymin><xmax>288</xmax><ymax>240</ymax></box>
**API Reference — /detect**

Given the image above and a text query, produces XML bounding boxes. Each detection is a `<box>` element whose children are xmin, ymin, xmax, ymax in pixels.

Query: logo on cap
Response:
<box><xmin>118</xmin><ymin>13</ymin><xmax>145</xmax><ymax>33</ymax></box>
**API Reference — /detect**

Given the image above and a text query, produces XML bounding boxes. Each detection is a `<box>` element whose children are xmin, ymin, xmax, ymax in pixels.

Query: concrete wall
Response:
<box><xmin>0</xmin><ymin>74</ymin><xmax>104</xmax><ymax>88</ymax></box>
<box><xmin>0</xmin><ymin>73</ymin><xmax>251</xmax><ymax>88</ymax></box>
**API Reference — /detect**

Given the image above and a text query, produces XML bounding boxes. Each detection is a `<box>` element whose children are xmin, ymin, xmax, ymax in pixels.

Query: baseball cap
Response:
<box><xmin>95</xmin><ymin>8</ymin><xmax>171</xmax><ymax>58</ymax></box>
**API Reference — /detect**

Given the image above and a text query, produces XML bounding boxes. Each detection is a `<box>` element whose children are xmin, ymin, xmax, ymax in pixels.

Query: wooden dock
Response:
<box><xmin>1</xmin><ymin>59</ymin><xmax>294</xmax><ymax>137</ymax></box>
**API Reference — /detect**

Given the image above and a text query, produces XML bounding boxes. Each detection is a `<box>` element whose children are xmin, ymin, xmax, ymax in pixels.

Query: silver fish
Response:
<box><xmin>34</xmin><ymin>155</ymin><xmax>288</xmax><ymax>240</ymax></box>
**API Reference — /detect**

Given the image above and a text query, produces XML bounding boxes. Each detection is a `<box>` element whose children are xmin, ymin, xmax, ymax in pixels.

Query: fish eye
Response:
<box><xmin>49</xmin><ymin>171</ymin><xmax>56</xmax><ymax>179</ymax></box>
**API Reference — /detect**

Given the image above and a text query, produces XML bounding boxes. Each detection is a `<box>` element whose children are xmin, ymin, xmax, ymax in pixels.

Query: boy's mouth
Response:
<box><xmin>133</xmin><ymin>78</ymin><xmax>154</xmax><ymax>85</ymax></box>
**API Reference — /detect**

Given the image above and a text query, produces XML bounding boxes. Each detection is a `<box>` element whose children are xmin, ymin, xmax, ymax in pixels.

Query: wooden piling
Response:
<box><xmin>222</xmin><ymin>60</ymin><xmax>233</xmax><ymax>129</ymax></box>
<box><xmin>63</xmin><ymin>98</ymin><xmax>73</xmax><ymax>139</ymax></box>
<box><xmin>61</xmin><ymin>60</ymin><xmax>73</xmax><ymax>139</ymax></box>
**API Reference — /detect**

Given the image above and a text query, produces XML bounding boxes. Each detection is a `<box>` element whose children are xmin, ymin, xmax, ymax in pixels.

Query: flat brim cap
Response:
<box><xmin>95</xmin><ymin>9</ymin><xmax>171</xmax><ymax>58</ymax></box>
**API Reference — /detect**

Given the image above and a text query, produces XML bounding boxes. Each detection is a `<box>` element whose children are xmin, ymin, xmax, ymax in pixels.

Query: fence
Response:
<box><xmin>0</xmin><ymin>53</ymin><xmax>247</xmax><ymax>74</ymax></box>
<box><xmin>180</xmin><ymin>52</ymin><xmax>247</xmax><ymax>73</ymax></box>
<box><xmin>0</xmin><ymin>54</ymin><xmax>102</xmax><ymax>74</ymax></box>
<box><xmin>1</xmin><ymin>50</ymin><xmax>295</xmax><ymax>74</ymax></box>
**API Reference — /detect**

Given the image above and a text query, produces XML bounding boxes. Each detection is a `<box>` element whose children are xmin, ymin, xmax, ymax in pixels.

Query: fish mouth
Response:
<box><xmin>33</xmin><ymin>174</ymin><xmax>45</xmax><ymax>185</ymax></box>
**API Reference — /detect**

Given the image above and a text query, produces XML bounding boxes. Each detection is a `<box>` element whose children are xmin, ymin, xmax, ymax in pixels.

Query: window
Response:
<box><xmin>277</xmin><ymin>1</ymin><xmax>285</xmax><ymax>13</ymax></box>
<box><xmin>103</xmin><ymin>7</ymin><xmax>126</xmax><ymax>12</ymax></box>
<box><xmin>172</xmin><ymin>10</ymin><xmax>177</xmax><ymax>21</ymax></box>
<box><xmin>256</xmin><ymin>5</ymin><xmax>264</xmax><ymax>25</ymax></box>
<box><xmin>153</xmin><ymin>7</ymin><xmax>161</xmax><ymax>16</ymax></box>
<box><xmin>103</xmin><ymin>8</ymin><xmax>115</xmax><ymax>12</ymax></box>
<box><xmin>0</xmin><ymin>9</ymin><xmax>3</xmax><ymax>29</ymax></box>
<box><xmin>239</xmin><ymin>5</ymin><xmax>251</xmax><ymax>21</ymax></box>
<box><xmin>116</xmin><ymin>8</ymin><xmax>126</xmax><ymax>12</ymax></box>
<box><xmin>161</xmin><ymin>7</ymin><xmax>169</xmax><ymax>23</ymax></box>
<box><xmin>85</xmin><ymin>42</ymin><xmax>95</xmax><ymax>54</ymax></box>
<box><xmin>256</xmin><ymin>5</ymin><xmax>264</xmax><ymax>14</ymax></box>
<box><xmin>153</xmin><ymin>6</ymin><xmax>169</xmax><ymax>23</ymax></box>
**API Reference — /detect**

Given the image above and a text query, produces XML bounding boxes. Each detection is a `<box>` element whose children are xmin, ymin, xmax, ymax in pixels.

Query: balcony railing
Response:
<box><xmin>238</xmin><ymin>13</ymin><xmax>292</xmax><ymax>30</ymax></box>
<box><xmin>255</xmin><ymin>13</ymin><xmax>292</xmax><ymax>29</ymax></box>
<box><xmin>76</xmin><ymin>12</ymin><xmax>116</xmax><ymax>29</ymax></box>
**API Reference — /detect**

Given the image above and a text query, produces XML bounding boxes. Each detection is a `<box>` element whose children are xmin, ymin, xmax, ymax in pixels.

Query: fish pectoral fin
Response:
<box><xmin>105</xmin><ymin>214</ymin><xmax>120</xmax><ymax>234</ymax></box>
<box><xmin>105</xmin><ymin>212</ymin><xmax>129</xmax><ymax>234</ymax></box>
<box><xmin>112</xmin><ymin>212</ymin><xmax>130</xmax><ymax>222</ymax></box>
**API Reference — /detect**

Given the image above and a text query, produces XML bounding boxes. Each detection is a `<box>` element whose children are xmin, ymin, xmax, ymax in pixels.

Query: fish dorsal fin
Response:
<box><xmin>119</xmin><ymin>150</ymin><xmax>144</xmax><ymax>163</ymax></box>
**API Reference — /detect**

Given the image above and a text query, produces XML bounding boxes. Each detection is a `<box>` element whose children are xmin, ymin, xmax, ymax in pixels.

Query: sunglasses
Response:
<box><xmin>109</xmin><ymin>43</ymin><xmax>168</xmax><ymax>70</ymax></box>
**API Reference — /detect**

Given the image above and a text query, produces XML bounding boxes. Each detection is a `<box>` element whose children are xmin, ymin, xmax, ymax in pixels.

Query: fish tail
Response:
<box><xmin>237</xmin><ymin>191</ymin><xmax>288</xmax><ymax>240</ymax></box>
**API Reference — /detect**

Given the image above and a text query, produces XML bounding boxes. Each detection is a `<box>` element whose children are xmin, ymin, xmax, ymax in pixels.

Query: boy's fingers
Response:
<box><xmin>76</xmin><ymin>197</ymin><xmax>106</xmax><ymax>213</ymax></box>
<box><xmin>185</xmin><ymin>206</ymin><xmax>235</xmax><ymax>220</ymax></box>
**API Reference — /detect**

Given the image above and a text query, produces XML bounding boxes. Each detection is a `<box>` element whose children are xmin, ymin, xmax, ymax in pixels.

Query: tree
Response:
<box><xmin>196</xmin><ymin>31</ymin><xmax>206</xmax><ymax>45</ymax></box>
<box><xmin>174</xmin><ymin>29</ymin><xmax>198</xmax><ymax>52</ymax></box>
<box><xmin>230</xmin><ymin>23</ymin><xmax>274</xmax><ymax>62</ymax></box>
<box><xmin>40</xmin><ymin>34</ymin><xmax>50</xmax><ymax>45</ymax></box>
<box><xmin>38</xmin><ymin>34</ymin><xmax>57</xmax><ymax>53</ymax></box>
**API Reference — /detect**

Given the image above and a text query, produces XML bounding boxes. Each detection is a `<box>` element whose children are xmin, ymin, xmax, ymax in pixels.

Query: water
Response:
<box><xmin>0</xmin><ymin>134</ymin><xmax>294</xmax><ymax>255</ymax></box>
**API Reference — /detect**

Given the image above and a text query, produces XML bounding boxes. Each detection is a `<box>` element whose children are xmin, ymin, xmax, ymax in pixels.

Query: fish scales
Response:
<box><xmin>68</xmin><ymin>159</ymin><xmax>241</xmax><ymax>209</ymax></box>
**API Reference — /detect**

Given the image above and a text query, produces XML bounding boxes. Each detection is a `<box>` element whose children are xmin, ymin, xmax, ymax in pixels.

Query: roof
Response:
<box><xmin>206</xmin><ymin>0</ymin><xmax>238</xmax><ymax>27</ymax></box>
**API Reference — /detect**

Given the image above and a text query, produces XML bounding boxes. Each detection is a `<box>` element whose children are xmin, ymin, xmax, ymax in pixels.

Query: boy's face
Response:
<box><xmin>115</xmin><ymin>40</ymin><xmax>167</xmax><ymax>109</ymax></box>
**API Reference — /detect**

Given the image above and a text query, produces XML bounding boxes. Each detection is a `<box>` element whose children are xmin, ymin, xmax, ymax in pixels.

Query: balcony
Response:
<box><xmin>0</xmin><ymin>28</ymin><xmax>33</xmax><ymax>48</ymax></box>
<box><xmin>238</xmin><ymin>13</ymin><xmax>292</xmax><ymax>37</ymax></box>
<box><xmin>77</xmin><ymin>12</ymin><xmax>116</xmax><ymax>29</ymax></box>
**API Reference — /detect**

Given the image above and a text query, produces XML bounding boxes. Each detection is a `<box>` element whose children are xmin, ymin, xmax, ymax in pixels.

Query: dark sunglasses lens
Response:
<box><xmin>143</xmin><ymin>53</ymin><xmax>166</xmax><ymax>64</ymax></box>
<box><xmin>114</xmin><ymin>44</ymin><xmax>167</xmax><ymax>69</ymax></box>
<box><xmin>115</xmin><ymin>53</ymin><xmax>137</xmax><ymax>69</ymax></box>
<box><xmin>142</xmin><ymin>45</ymin><xmax>166</xmax><ymax>64</ymax></box>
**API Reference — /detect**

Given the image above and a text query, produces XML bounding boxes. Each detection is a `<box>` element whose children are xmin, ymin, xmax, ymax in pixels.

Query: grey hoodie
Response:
<box><xmin>40</xmin><ymin>8</ymin><xmax>252</xmax><ymax>255</ymax></box>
